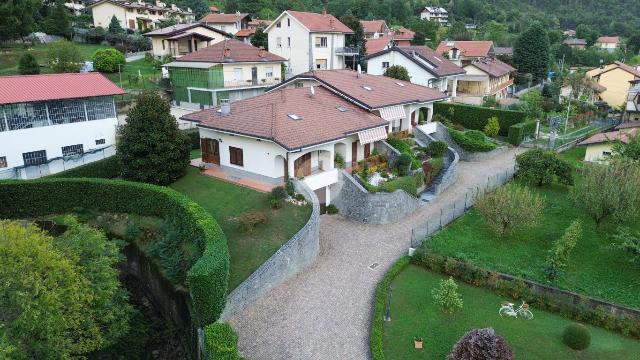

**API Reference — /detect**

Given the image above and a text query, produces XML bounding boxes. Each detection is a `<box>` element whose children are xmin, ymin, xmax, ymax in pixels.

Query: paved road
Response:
<box><xmin>229</xmin><ymin>149</ymin><xmax>523</xmax><ymax>360</ymax></box>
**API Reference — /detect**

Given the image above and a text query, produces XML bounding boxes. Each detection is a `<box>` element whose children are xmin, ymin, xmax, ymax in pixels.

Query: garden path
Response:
<box><xmin>229</xmin><ymin>148</ymin><xmax>524</xmax><ymax>360</ymax></box>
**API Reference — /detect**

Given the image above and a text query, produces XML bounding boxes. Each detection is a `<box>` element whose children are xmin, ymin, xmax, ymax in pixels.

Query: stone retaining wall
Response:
<box><xmin>374</xmin><ymin>140</ymin><xmax>401</xmax><ymax>167</ymax></box>
<box><xmin>330</xmin><ymin>170</ymin><xmax>422</xmax><ymax>224</ymax></box>
<box><xmin>219</xmin><ymin>180</ymin><xmax>320</xmax><ymax>320</ymax></box>
<box><xmin>414</xmin><ymin>126</ymin><xmax>459</xmax><ymax>195</ymax></box>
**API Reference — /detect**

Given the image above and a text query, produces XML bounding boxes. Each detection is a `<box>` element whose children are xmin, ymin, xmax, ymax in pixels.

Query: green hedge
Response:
<box><xmin>0</xmin><ymin>178</ymin><xmax>229</xmax><ymax>326</ymax></box>
<box><xmin>411</xmin><ymin>248</ymin><xmax>640</xmax><ymax>339</ymax></box>
<box><xmin>49</xmin><ymin>156</ymin><xmax>122</xmax><ymax>179</ymax></box>
<box><xmin>371</xmin><ymin>256</ymin><xmax>410</xmax><ymax>360</ymax></box>
<box><xmin>386</xmin><ymin>138</ymin><xmax>420</xmax><ymax>170</ymax></box>
<box><xmin>507</xmin><ymin>120</ymin><xmax>537</xmax><ymax>145</ymax></box>
<box><xmin>204</xmin><ymin>322</ymin><xmax>244</xmax><ymax>360</ymax></box>
<box><xmin>448</xmin><ymin>129</ymin><xmax>497</xmax><ymax>152</ymax></box>
<box><xmin>183</xmin><ymin>129</ymin><xmax>201</xmax><ymax>150</ymax></box>
<box><xmin>434</xmin><ymin>102</ymin><xmax>527</xmax><ymax>135</ymax></box>
<box><xmin>363</xmin><ymin>172</ymin><xmax>425</xmax><ymax>196</ymax></box>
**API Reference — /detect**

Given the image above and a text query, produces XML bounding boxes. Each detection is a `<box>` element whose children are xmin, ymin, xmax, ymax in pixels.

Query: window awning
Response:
<box><xmin>357</xmin><ymin>126</ymin><xmax>388</xmax><ymax>145</ymax></box>
<box><xmin>379</xmin><ymin>105</ymin><xmax>405</xmax><ymax>121</ymax></box>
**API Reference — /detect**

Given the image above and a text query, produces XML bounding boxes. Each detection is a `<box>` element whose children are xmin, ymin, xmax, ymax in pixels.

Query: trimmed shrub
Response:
<box><xmin>204</xmin><ymin>322</ymin><xmax>244</xmax><ymax>360</ymax></box>
<box><xmin>516</xmin><ymin>149</ymin><xmax>574</xmax><ymax>186</ymax></box>
<box><xmin>0</xmin><ymin>178</ymin><xmax>229</xmax><ymax>326</ymax></box>
<box><xmin>18</xmin><ymin>53</ymin><xmax>40</xmax><ymax>75</ymax></box>
<box><xmin>285</xmin><ymin>179</ymin><xmax>295</xmax><ymax>196</ymax></box>
<box><xmin>92</xmin><ymin>48</ymin><xmax>126</xmax><ymax>73</ymax></box>
<box><xmin>563</xmin><ymin>324</ymin><xmax>591</xmax><ymax>351</ymax></box>
<box><xmin>427</xmin><ymin>140</ymin><xmax>448</xmax><ymax>157</ymax></box>
<box><xmin>238</xmin><ymin>211</ymin><xmax>268</xmax><ymax>232</ymax></box>
<box><xmin>49</xmin><ymin>156</ymin><xmax>121</xmax><ymax>179</ymax></box>
<box><xmin>395</xmin><ymin>153</ymin><xmax>412</xmax><ymax>176</ymax></box>
<box><xmin>326</xmin><ymin>204</ymin><xmax>338</xmax><ymax>214</ymax></box>
<box><xmin>334</xmin><ymin>152</ymin><xmax>345</xmax><ymax>168</ymax></box>
<box><xmin>484</xmin><ymin>116</ymin><xmax>501</xmax><ymax>137</ymax></box>
<box><xmin>371</xmin><ymin>257</ymin><xmax>410</xmax><ymax>360</ymax></box>
<box><xmin>387</xmin><ymin>138</ymin><xmax>420</xmax><ymax>170</ymax></box>
<box><xmin>449</xmin><ymin>129</ymin><xmax>497</xmax><ymax>152</ymax></box>
<box><xmin>434</xmin><ymin>102</ymin><xmax>526</xmax><ymax>135</ymax></box>
<box><xmin>507</xmin><ymin>120</ymin><xmax>537</xmax><ymax>145</ymax></box>
<box><xmin>448</xmin><ymin>328</ymin><xmax>513</xmax><ymax>360</ymax></box>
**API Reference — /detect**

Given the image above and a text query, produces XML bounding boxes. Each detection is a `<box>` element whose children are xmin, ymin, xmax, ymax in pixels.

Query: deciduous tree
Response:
<box><xmin>18</xmin><ymin>53</ymin><xmax>40</xmax><ymax>75</ymax></box>
<box><xmin>48</xmin><ymin>40</ymin><xmax>82</xmax><ymax>73</ymax></box>
<box><xmin>544</xmin><ymin>220</ymin><xmax>582</xmax><ymax>280</ymax></box>
<box><xmin>515</xmin><ymin>149</ymin><xmax>574</xmax><ymax>186</ymax></box>
<box><xmin>119</xmin><ymin>91</ymin><xmax>191</xmax><ymax>185</ymax></box>
<box><xmin>432</xmin><ymin>277</ymin><xmax>463</xmax><ymax>314</ymax></box>
<box><xmin>476</xmin><ymin>184</ymin><xmax>544</xmax><ymax>237</ymax></box>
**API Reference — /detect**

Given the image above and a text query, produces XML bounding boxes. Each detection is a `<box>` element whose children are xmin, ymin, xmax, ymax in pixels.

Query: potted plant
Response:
<box><xmin>414</xmin><ymin>337</ymin><xmax>423</xmax><ymax>349</ymax></box>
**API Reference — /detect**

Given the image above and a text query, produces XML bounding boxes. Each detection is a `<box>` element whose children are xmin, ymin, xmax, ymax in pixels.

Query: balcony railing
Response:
<box><xmin>335</xmin><ymin>47</ymin><xmax>360</xmax><ymax>56</ymax></box>
<box><xmin>223</xmin><ymin>78</ymin><xmax>281</xmax><ymax>88</ymax></box>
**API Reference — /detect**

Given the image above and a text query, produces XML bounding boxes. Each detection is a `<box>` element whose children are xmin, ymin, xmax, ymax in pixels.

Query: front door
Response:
<box><xmin>411</xmin><ymin>111</ymin><xmax>417</xmax><ymax>127</ymax></box>
<box><xmin>364</xmin><ymin>143</ymin><xmax>371</xmax><ymax>159</ymax></box>
<box><xmin>128</xmin><ymin>19</ymin><xmax>135</xmax><ymax>29</ymax></box>
<box><xmin>352</xmin><ymin>141</ymin><xmax>358</xmax><ymax>167</ymax></box>
<box><xmin>251</xmin><ymin>67</ymin><xmax>258</xmax><ymax>86</ymax></box>
<box><xmin>294</xmin><ymin>153</ymin><xmax>311</xmax><ymax>177</ymax></box>
<box><xmin>201</xmin><ymin>138</ymin><xmax>220</xmax><ymax>165</ymax></box>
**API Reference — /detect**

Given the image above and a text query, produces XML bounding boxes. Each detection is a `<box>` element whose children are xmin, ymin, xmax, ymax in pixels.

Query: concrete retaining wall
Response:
<box><xmin>219</xmin><ymin>180</ymin><xmax>320</xmax><ymax>320</ymax></box>
<box><xmin>330</xmin><ymin>170</ymin><xmax>422</xmax><ymax>224</ymax></box>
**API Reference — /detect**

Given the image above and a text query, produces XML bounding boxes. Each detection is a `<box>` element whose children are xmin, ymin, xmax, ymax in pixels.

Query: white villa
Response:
<box><xmin>143</xmin><ymin>23</ymin><xmax>231</xmax><ymax>58</ymax></box>
<box><xmin>264</xmin><ymin>10</ymin><xmax>355</xmax><ymax>76</ymax></box>
<box><xmin>0</xmin><ymin>73</ymin><xmax>124</xmax><ymax>179</ymax></box>
<box><xmin>435</xmin><ymin>40</ymin><xmax>495</xmax><ymax>67</ymax></box>
<box><xmin>88</xmin><ymin>0</ymin><xmax>195</xmax><ymax>31</ymax></box>
<box><xmin>420</xmin><ymin>7</ymin><xmax>449</xmax><ymax>25</ymax></box>
<box><xmin>183</xmin><ymin>70</ymin><xmax>448</xmax><ymax>210</ymax></box>
<box><xmin>199</xmin><ymin>12</ymin><xmax>251</xmax><ymax>36</ymax></box>
<box><xmin>365</xmin><ymin>46</ymin><xmax>465</xmax><ymax>97</ymax></box>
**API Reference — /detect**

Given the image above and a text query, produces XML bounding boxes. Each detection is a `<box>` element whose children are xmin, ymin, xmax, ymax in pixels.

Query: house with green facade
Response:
<box><xmin>164</xmin><ymin>39</ymin><xmax>286</xmax><ymax>108</ymax></box>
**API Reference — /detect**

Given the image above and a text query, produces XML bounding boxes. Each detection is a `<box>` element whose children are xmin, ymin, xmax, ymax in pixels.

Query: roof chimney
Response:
<box><xmin>322</xmin><ymin>9</ymin><xmax>327</xmax><ymax>16</ymax></box>
<box><xmin>309</xmin><ymin>85</ymin><xmax>315</xmax><ymax>97</ymax></box>
<box><xmin>258</xmin><ymin>47</ymin><xmax>266</xmax><ymax>58</ymax></box>
<box><xmin>224</xmin><ymin>47</ymin><xmax>231</xmax><ymax>58</ymax></box>
<box><xmin>220</xmin><ymin>99</ymin><xmax>230</xmax><ymax>115</ymax></box>
<box><xmin>357</xmin><ymin>64</ymin><xmax>362</xmax><ymax>78</ymax></box>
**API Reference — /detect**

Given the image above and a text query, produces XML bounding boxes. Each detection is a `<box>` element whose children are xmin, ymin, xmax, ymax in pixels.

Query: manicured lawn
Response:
<box><xmin>171</xmin><ymin>167</ymin><xmax>311</xmax><ymax>290</ymax></box>
<box><xmin>103</xmin><ymin>58</ymin><xmax>161</xmax><ymax>91</ymax></box>
<box><xmin>384</xmin><ymin>265</ymin><xmax>640</xmax><ymax>360</ymax></box>
<box><xmin>559</xmin><ymin>145</ymin><xmax>587</xmax><ymax>168</ymax></box>
<box><xmin>424</xmin><ymin>165</ymin><xmax>640</xmax><ymax>308</ymax></box>
<box><xmin>190</xmin><ymin>149</ymin><xmax>201</xmax><ymax>160</ymax></box>
<box><xmin>0</xmin><ymin>43</ymin><xmax>108</xmax><ymax>75</ymax></box>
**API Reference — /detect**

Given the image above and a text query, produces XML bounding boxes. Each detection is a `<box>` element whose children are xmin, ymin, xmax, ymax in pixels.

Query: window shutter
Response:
<box><xmin>238</xmin><ymin>148</ymin><xmax>244</xmax><ymax>166</ymax></box>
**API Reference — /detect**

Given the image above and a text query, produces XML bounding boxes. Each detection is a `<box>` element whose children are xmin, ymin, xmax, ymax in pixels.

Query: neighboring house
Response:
<box><xmin>420</xmin><ymin>6</ymin><xmax>448</xmax><ymax>25</ymax></box>
<box><xmin>579</xmin><ymin>128</ymin><xmax>638</xmax><ymax>162</ymax></box>
<box><xmin>271</xmin><ymin>69</ymin><xmax>449</xmax><ymax>135</ymax></box>
<box><xmin>563</xmin><ymin>38</ymin><xmax>587</xmax><ymax>49</ymax></box>
<box><xmin>624</xmin><ymin>80</ymin><xmax>640</xmax><ymax>121</ymax></box>
<box><xmin>209</xmin><ymin>6</ymin><xmax>219</xmax><ymax>14</ymax></box>
<box><xmin>595</xmin><ymin>36</ymin><xmax>620</xmax><ymax>52</ymax></box>
<box><xmin>64</xmin><ymin>0</ymin><xmax>85</xmax><ymax>15</ymax></box>
<box><xmin>234</xmin><ymin>28</ymin><xmax>256</xmax><ymax>44</ymax></box>
<box><xmin>88</xmin><ymin>0</ymin><xmax>195</xmax><ymax>31</ymax></box>
<box><xmin>586</xmin><ymin>61</ymin><xmax>640</xmax><ymax>109</ymax></box>
<box><xmin>563</xmin><ymin>29</ymin><xmax>576</xmax><ymax>37</ymax></box>
<box><xmin>364</xmin><ymin>45</ymin><xmax>465</xmax><ymax>96</ymax></box>
<box><xmin>364</xmin><ymin>36</ymin><xmax>395</xmax><ymax>55</ymax></box>
<box><xmin>456</xmin><ymin>57</ymin><xmax>515</xmax><ymax>104</ymax></box>
<box><xmin>435</xmin><ymin>40</ymin><xmax>495</xmax><ymax>66</ymax></box>
<box><xmin>560</xmin><ymin>79</ymin><xmax>605</xmax><ymax>103</ymax></box>
<box><xmin>143</xmin><ymin>23</ymin><xmax>230</xmax><ymax>58</ymax></box>
<box><xmin>265</xmin><ymin>10</ymin><xmax>354</xmax><ymax>76</ymax></box>
<box><xmin>392</xmin><ymin>27</ymin><xmax>415</xmax><ymax>47</ymax></box>
<box><xmin>183</xmin><ymin>86</ymin><xmax>389</xmax><ymax>211</ymax></box>
<box><xmin>0</xmin><ymin>73</ymin><xmax>124</xmax><ymax>179</ymax></box>
<box><xmin>164</xmin><ymin>39</ymin><xmax>286</xmax><ymax>108</ymax></box>
<box><xmin>248</xmin><ymin>18</ymin><xmax>272</xmax><ymax>29</ymax></box>
<box><xmin>199</xmin><ymin>12</ymin><xmax>251</xmax><ymax>35</ymax></box>
<box><xmin>494</xmin><ymin>47</ymin><xmax>513</xmax><ymax>57</ymax></box>
<box><xmin>360</xmin><ymin>20</ymin><xmax>390</xmax><ymax>39</ymax></box>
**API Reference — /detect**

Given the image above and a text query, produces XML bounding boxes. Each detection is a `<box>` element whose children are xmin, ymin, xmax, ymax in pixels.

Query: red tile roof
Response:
<box><xmin>200</xmin><ymin>12</ymin><xmax>249</xmax><ymax>24</ymax></box>
<box><xmin>396</xmin><ymin>46</ymin><xmax>465</xmax><ymax>77</ymax></box>
<box><xmin>436</xmin><ymin>40</ymin><xmax>494</xmax><ymax>57</ymax></box>
<box><xmin>614</xmin><ymin>61</ymin><xmax>640</xmax><ymax>78</ymax></box>
<box><xmin>616</xmin><ymin>121</ymin><xmax>640</xmax><ymax>130</ymax></box>
<box><xmin>364</xmin><ymin>36</ymin><xmax>394</xmax><ymax>55</ymax></box>
<box><xmin>0</xmin><ymin>73</ymin><xmax>125</xmax><ymax>105</ymax></box>
<box><xmin>143</xmin><ymin>23</ymin><xmax>228</xmax><ymax>37</ymax></box>
<box><xmin>392</xmin><ymin>27</ymin><xmax>414</xmax><ymax>40</ymax></box>
<box><xmin>235</xmin><ymin>28</ymin><xmax>256</xmax><ymax>37</ymax></box>
<box><xmin>287</xmin><ymin>11</ymin><xmax>353</xmax><ymax>33</ymax></box>
<box><xmin>360</xmin><ymin>20</ymin><xmax>387</xmax><ymax>34</ymax></box>
<box><xmin>579</xmin><ymin>128</ymin><xmax>637</xmax><ymax>146</ymax></box>
<box><xmin>175</xmin><ymin>39</ymin><xmax>285</xmax><ymax>63</ymax></box>
<box><xmin>468</xmin><ymin>57</ymin><xmax>515</xmax><ymax>77</ymax></box>
<box><xmin>182</xmin><ymin>87</ymin><xmax>387</xmax><ymax>150</ymax></box>
<box><xmin>597</xmin><ymin>36</ymin><xmax>620</xmax><ymax>44</ymax></box>
<box><xmin>274</xmin><ymin>69</ymin><xmax>448</xmax><ymax>109</ymax></box>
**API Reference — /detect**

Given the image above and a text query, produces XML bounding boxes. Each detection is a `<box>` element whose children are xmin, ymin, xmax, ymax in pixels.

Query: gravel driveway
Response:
<box><xmin>229</xmin><ymin>149</ymin><xmax>523</xmax><ymax>360</ymax></box>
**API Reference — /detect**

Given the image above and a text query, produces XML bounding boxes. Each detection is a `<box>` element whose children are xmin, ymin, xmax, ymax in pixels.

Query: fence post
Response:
<box><xmin>464</xmin><ymin>192</ymin><xmax>468</xmax><ymax>209</ymax></box>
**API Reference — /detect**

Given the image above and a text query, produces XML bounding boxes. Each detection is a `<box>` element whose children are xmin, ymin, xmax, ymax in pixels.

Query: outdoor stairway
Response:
<box><xmin>419</xmin><ymin>152</ymin><xmax>454</xmax><ymax>203</ymax></box>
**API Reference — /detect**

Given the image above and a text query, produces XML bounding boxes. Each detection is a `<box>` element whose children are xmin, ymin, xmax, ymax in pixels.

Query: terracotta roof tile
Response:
<box><xmin>182</xmin><ymin>87</ymin><xmax>387</xmax><ymax>150</ymax></box>
<box><xmin>436</xmin><ymin>40</ymin><xmax>494</xmax><ymax>57</ymax></box>
<box><xmin>200</xmin><ymin>12</ymin><xmax>249</xmax><ymax>24</ymax></box>
<box><xmin>278</xmin><ymin>69</ymin><xmax>448</xmax><ymax>109</ymax></box>
<box><xmin>579</xmin><ymin>128</ymin><xmax>637</xmax><ymax>146</ymax></box>
<box><xmin>0</xmin><ymin>73</ymin><xmax>125</xmax><ymax>105</ymax></box>
<box><xmin>597</xmin><ymin>36</ymin><xmax>620</xmax><ymax>44</ymax></box>
<box><xmin>287</xmin><ymin>11</ymin><xmax>353</xmax><ymax>33</ymax></box>
<box><xmin>360</xmin><ymin>20</ymin><xmax>387</xmax><ymax>34</ymax></box>
<box><xmin>614</xmin><ymin>61</ymin><xmax>640</xmax><ymax>78</ymax></box>
<box><xmin>364</xmin><ymin>36</ymin><xmax>394</xmax><ymax>55</ymax></box>
<box><xmin>468</xmin><ymin>57</ymin><xmax>515</xmax><ymax>77</ymax></box>
<box><xmin>392</xmin><ymin>27</ymin><xmax>414</xmax><ymax>40</ymax></box>
<box><xmin>235</xmin><ymin>28</ymin><xmax>256</xmax><ymax>37</ymax></box>
<box><xmin>395</xmin><ymin>46</ymin><xmax>465</xmax><ymax>77</ymax></box>
<box><xmin>143</xmin><ymin>23</ymin><xmax>228</xmax><ymax>37</ymax></box>
<box><xmin>176</xmin><ymin>39</ymin><xmax>285</xmax><ymax>63</ymax></box>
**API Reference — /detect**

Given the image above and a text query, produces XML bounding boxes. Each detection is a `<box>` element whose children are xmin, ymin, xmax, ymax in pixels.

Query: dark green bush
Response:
<box><xmin>516</xmin><ymin>149</ymin><xmax>574</xmax><ymax>186</ymax></box>
<box><xmin>396</xmin><ymin>153</ymin><xmax>412</xmax><ymax>176</ymax></box>
<box><xmin>49</xmin><ymin>156</ymin><xmax>121</xmax><ymax>179</ymax></box>
<box><xmin>271</xmin><ymin>186</ymin><xmax>288</xmax><ymax>201</ymax></box>
<box><xmin>507</xmin><ymin>120</ymin><xmax>537</xmax><ymax>145</ymax></box>
<box><xmin>183</xmin><ymin>129</ymin><xmax>201</xmax><ymax>150</ymax></box>
<box><xmin>448</xmin><ymin>129</ymin><xmax>497</xmax><ymax>152</ymax></box>
<box><xmin>326</xmin><ymin>204</ymin><xmax>338</xmax><ymax>214</ymax></box>
<box><xmin>285</xmin><ymin>179</ymin><xmax>295</xmax><ymax>196</ymax></box>
<box><xmin>427</xmin><ymin>141</ymin><xmax>448</xmax><ymax>157</ymax></box>
<box><xmin>563</xmin><ymin>324</ymin><xmax>591</xmax><ymax>351</ymax></box>
<box><xmin>371</xmin><ymin>257</ymin><xmax>410</xmax><ymax>360</ymax></box>
<box><xmin>387</xmin><ymin>138</ymin><xmax>420</xmax><ymax>170</ymax></box>
<box><xmin>204</xmin><ymin>322</ymin><xmax>244</xmax><ymax>360</ymax></box>
<box><xmin>434</xmin><ymin>102</ymin><xmax>526</xmax><ymax>135</ymax></box>
<box><xmin>0</xmin><ymin>178</ymin><xmax>229</xmax><ymax>326</ymax></box>
<box><xmin>92</xmin><ymin>48</ymin><xmax>126</xmax><ymax>73</ymax></box>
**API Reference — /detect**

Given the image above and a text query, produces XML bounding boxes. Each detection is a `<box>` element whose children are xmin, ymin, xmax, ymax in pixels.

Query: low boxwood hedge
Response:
<box><xmin>204</xmin><ymin>322</ymin><xmax>244</xmax><ymax>359</ymax></box>
<box><xmin>448</xmin><ymin>129</ymin><xmax>497</xmax><ymax>152</ymax></box>
<box><xmin>507</xmin><ymin>120</ymin><xmax>537</xmax><ymax>145</ymax></box>
<box><xmin>49</xmin><ymin>155</ymin><xmax>122</xmax><ymax>179</ymax></box>
<box><xmin>434</xmin><ymin>102</ymin><xmax>526</xmax><ymax>135</ymax></box>
<box><xmin>0</xmin><ymin>178</ymin><xmax>229</xmax><ymax>326</ymax></box>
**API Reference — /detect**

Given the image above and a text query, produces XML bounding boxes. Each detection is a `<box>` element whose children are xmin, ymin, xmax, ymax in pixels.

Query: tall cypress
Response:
<box><xmin>513</xmin><ymin>22</ymin><xmax>550</xmax><ymax>83</ymax></box>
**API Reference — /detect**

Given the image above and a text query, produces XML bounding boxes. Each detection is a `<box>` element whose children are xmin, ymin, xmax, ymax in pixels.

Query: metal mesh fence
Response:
<box><xmin>410</xmin><ymin>165</ymin><xmax>517</xmax><ymax>248</ymax></box>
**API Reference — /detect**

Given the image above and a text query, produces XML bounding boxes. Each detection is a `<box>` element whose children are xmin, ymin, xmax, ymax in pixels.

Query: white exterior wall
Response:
<box><xmin>584</xmin><ymin>143</ymin><xmax>613</xmax><ymax>162</ymax></box>
<box><xmin>150</xmin><ymin>27</ymin><xmax>228</xmax><ymax>57</ymax></box>
<box><xmin>267</xmin><ymin>12</ymin><xmax>346</xmax><ymax>76</ymax></box>
<box><xmin>222</xmin><ymin>63</ymin><xmax>283</xmax><ymax>87</ymax></box>
<box><xmin>205</xmin><ymin>21</ymin><xmax>242</xmax><ymax>35</ymax></box>
<box><xmin>0</xmin><ymin>117</ymin><xmax>117</xmax><ymax>176</ymax></box>
<box><xmin>367</xmin><ymin>51</ymin><xmax>443</xmax><ymax>88</ymax></box>
<box><xmin>92</xmin><ymin>2</ymin><xmax>192</xmax><ymax>30</ymax></box>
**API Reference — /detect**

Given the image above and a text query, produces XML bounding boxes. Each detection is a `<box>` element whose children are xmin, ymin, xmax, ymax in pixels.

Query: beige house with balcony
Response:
<box><xmin>89</xmin><ymin>0</ymin><xmax>194</xmax><ymax>31</ymax></box>
<box><xmin>199</xmin><ymin>12</ymin><xmax>251</xmax><ymax>35</ymax></box>
<box><xmin>164</xmin><ymin>39</ymin><xmax>285</xmax><ymax>108</ymax></box>
<box><xmin>455</xmin><ymin>58</ymin><xmax>515</xmax><ymax>104</ymax></box>
<box><xmin>144</xmin><ymin>23</ymin><xmax>230</xmax><ymax>58</ymax></box>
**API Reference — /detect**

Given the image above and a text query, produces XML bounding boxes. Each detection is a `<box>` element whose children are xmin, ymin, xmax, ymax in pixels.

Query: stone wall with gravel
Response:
<box><xmin>330</xmin><ymin>170</ymin><xmax>422</xmax><ymax>224</ymax></box>
<box><xmin>219</xmin><ymin>180</ymin><xmax>320</xmax><ymax>320</ymax></box>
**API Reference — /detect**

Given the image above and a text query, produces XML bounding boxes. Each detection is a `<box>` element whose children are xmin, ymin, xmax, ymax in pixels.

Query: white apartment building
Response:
<box><xmin>89</xmin><ymin>0</ymin><xmax>194</xmax><ymax>31</ymax></box>
<box><xmin>0</xmin><ymin>73</ymin><xmax>124</xmax><ymax>179</ymax></box>
<box><xmin>420</xmin><ymin>7</ymin><xmax>448</xmax><ymax>25</ymax></box>
<box><xmin>265</xmin><ymin>10</ymin><xmax>354</xmax><ymax>76</ymax></box>
<box><xmin>199</xmin><ymin>12</ymin><xmax>251</xmax><ymax>35</ymax></box>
